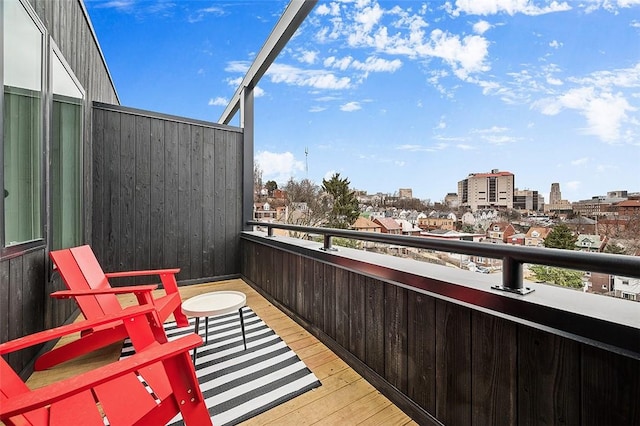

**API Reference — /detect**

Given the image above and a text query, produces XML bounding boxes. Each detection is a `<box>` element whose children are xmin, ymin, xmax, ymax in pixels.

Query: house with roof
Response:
<box><xmin>485</xmin><ymin>222</ymin><xmax>517</xmax><ymax>243</ymax></box>
<box><xmin>418</xmin><ymin>212</ymin><xmax>455</xmax><ymax>231</ymax></box>
<box><xmin>613</xmin><ymin>275</ymin><xmax>640</xmax><ymax>302</ymax></box>
<box><xmin>507</xmin><ymin>233</ymin><xmax>526</xmax><ymax>245</ymax></box>
<box><xmin>525</xmin><ymin>227</ymin><xmax>552</xmax><ymax>247</ymax></box>
<box><xmin>352</xmin><ymin>217</ymin><xmax>382</xmax><ymax>233</ymax></box>
<box><xmin>575</xmin><ymin>234</ymin><xmax>607</xmax><ymax>252</ymax></box>
<box><xmin>396</xmin><ymin>219</ymin><xmax>422</xmax><ymax>236</ymax></box>
<box><xmin>613</xmin><ymin>199</ymin><xmax>640</xmax><ymax>218</ymax></box>
<box><xmin>373</xmin><ymin>217</ymin><xmax>403</xmax><ymax>234</ymax></box>
<box><xmin>565</xmin><ymin>216</ymin><xmax>597</xmax><ymax>235</ymax></box>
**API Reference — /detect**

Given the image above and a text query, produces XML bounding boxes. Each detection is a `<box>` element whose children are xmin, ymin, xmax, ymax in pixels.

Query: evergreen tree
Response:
<box><xmin>529</xmin><ymin>265</ymin><xmax>584</xmax><ymax>289</ymax></box>
<box><xmin>265</xmin><ymin>180</ymin><xmax>278</xmax><ymax>196</ymax></box>
<box><xmin>322</xmin><ymin>173</ymin><xmax>360</xmax><ymax>229</ymax></box>
<box><xmin>544</xmin><ymin>224</ymin><xmax>577</xmax><ymax>250</ymax></box>
<box><xmin>604</xmin><ymin>243</ymin><xmax>626</xmax><ymax>255</ymax></box>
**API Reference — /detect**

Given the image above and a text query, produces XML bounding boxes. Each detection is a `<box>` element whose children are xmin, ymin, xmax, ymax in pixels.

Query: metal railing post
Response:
<box><xmin>321</xmin><ymin>234</ymin><xmax>337</xmax><ymax>251</ymax></box>
<box><xmin>491</xmin><ymin>256</ymin><xmax>533</xmax><ymax>295</ymax></box>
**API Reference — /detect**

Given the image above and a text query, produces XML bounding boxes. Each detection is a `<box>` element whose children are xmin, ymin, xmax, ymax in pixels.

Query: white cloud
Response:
<box><xmin>571</xmin><ymin>157</ymin><xmax>589</xmax><ymax>165</ymax></box>
<box><xmin>419</xmin><ymin>30</ymin><xmax>491</xmax><ymax>79</ymax></box>
<box><xmin>94</xmin><ymin>0</ymin><xmax>134</xmax><ymax>10</ymax></box>
<box><xmin>253</xmin><ymin>86</ymin><xmax>265</xmax><ymax>97</ymax></box>
<box><xmin>309</xmin><ymin>106</ymin><xmax>327</xmax><ymax>112</ymax></box>
<box><xmin>267</xmin><ymin>63</ymin><xmax>351</xmax><ymax>90</ymax></box>
<box><xmin>324</xmin><ymin>56</ymin><xmax>353</xmax><ymax>70</ymax></box>
<box><xmin>549</xmin><ymin>40</ymin><xmax>562</xmax><ymax>49</ymax></box>
<box><xmin>225</xmin><ymin>61</ymin><xmax>250</xmax><ymax>73</ymax></box>
<box><xmin>255</xmin><ymin>151</ymin><xmax>305</xmax><ymax>183</ymax></box>
<box><xmin>351</xmin><ymin>56</ymin><xmax>402</xmax><ymax>72</ymax></box>
<box><xmin>536</xmin><ymin>87</ymin><xmax>636</xmax><ymax>142</ymax></box>
<box><xmin>449</xmin><ymin>0</ymin><xmax>572</xmax><ymax>16</ymax></box>
<box><xmin>473</xmin><ymin>20</ymin><xmax>492</xmax><ymax>34</ymax></box>
<box><xmin>340</xmin><ymin>101</ymin><xmax>362</xmax><ymax>111</ymax></box>
<box><xmin>208</xmin><ymin>97</ymin><xmax>228</xmax><ymax>106</ymax></box>
<box><xmin>298</xmin><ymin>50</ymin><xmax>318</xmax><ymax>64</ymax></box>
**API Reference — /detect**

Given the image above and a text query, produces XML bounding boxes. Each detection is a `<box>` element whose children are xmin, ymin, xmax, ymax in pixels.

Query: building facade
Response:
<box><xmin>458</xmin><ymin>169</ymin><xmax>514</xmax><ymax>211</ymax></box>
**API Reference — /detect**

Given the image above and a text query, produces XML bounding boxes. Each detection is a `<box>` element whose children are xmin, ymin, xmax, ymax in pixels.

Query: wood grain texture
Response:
<box><xmin>518</xmin><ymin>325</ymin><xmax>580</xmax><ymax>426</ymax></box>
<box><xmin>471</xmin><ymin>310</ymin><xmax>517</xmax><ymax>426</ymax></box>
<box><xmin>435</xmin><ymin>299</ymin><xmax>471</xmax><ymax>426</ymax></box>
<box><xmin>407</xmin><ymin>291</ymin><xmax>435</xmax><ymax>414</ymax></box>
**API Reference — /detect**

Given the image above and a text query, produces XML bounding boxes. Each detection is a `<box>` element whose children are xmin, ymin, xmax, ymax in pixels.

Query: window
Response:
<box><xmin>50</xmin><ymin>45</ymin><xmax>84</xmax><ymax>249</ymax></box>
<box><xmin>3</xmin><ymin>0</ymin><xmax>44</xmax><ymax>246</ymax></box>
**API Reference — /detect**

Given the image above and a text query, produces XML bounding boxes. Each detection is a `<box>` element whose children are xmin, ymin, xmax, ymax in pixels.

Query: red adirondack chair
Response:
<box><xmin>35</xmin><ymin>245</ymin><xmax>189</xmax><ymax>371</ymax></box>
<box><xmin>0</xmin><ymin>306</ymin><xmax>212</xmax><ymax>425</ymax></box>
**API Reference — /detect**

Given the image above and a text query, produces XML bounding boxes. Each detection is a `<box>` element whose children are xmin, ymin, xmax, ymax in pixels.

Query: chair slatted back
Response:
<box><xmin>50</xmin><ymin>245</ymin><xmax>122</xmax><ymax>318</ymax></box>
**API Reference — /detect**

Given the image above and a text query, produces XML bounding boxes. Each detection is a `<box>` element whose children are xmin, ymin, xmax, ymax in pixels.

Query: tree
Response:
<box><xmin>544</xmin><ymin>224</ymin><xmax>577</xmax><ymax>250</ymax></box>
<box><xmin>529</xmin><ymin>265</ymin><xmax>584</xmax><ymax>289</ymax></box>
<box><xmin>283</xmin><ymin>178</ymin><xmax>330</xmax><ymax>231</ymax></box>
<box><xmin>604</xmin><ymin>243</ymin><xmax>626</xmax><ymax>255</ymax></box>
<box><xmin>253</xmin><ymin>162</ymin><xmax>263</xmax><ymax>201</ymax></box>
<box><xmin>265</xmin><ymin>180</ymin><xmax>278</xmax><ymax>196</ymax></box>
<box><xmin>322</xmin><ymin>173</ymin><xmax>360</xmax><ymax>229</ymax></box>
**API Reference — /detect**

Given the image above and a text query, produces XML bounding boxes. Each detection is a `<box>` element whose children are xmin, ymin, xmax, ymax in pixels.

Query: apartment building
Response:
<box><xmin>458</xmin><ymin>169</ymin><xmax>514</xmax><ymax>211</ymax></box>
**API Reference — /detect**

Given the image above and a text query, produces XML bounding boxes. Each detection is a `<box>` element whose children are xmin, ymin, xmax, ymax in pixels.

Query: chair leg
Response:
<box><xmin>192</xmin><ymin>317</ymin><xmax>200</xmax><ymax>364</ymax></box>
<box><xmin>239</xmin><ymin>308</ymin><xmax>247</xmax><ymax>350</ymax></box>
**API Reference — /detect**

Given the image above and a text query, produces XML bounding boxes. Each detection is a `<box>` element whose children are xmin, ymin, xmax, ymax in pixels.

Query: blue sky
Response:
<box><xmin>85</xmin><ymin>0</ymin><xmax>640</xmax><ymax>203</ymax></box>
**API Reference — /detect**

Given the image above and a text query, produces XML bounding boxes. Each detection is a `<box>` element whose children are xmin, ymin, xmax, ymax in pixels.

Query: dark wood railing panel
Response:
<box><xmin>471</xmin><ymin>311</ymin><xmax>517</xmax><ymax>425</ymax></box>
<box><xmin>435</xmin><ymin>299</ymin><xmax>472</xmax><ymax>425</ymax></box>
<box><xmin>407</xmin><ymin>291</ymin><xmax>436</xmax><ymax>414</ymax></box>
<box><xmin>385</xmin><ymin>284</ymin><xmax>409</xmax><ymax>394</ymax></box>
<box><xmin>581</xmin><ymin>344</ymin><xmax>640</xmax><ymax>425</ymax></box>
<box><xmin>517</xmin><ymin>325</ymin><xmax>581</xmax><ymax>425</ymax></box>
<box><xmin>365</xmin><ymin>276</ymin><xmax>385</xmax><ymax>377</ymax></box>
<box><xmin>240</xmin><ymin>235</ymin><xmax>640</xmax><ymax>425</ymax></box>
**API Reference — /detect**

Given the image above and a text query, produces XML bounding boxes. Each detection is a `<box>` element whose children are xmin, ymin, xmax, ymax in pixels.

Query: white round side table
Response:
<box><xmin>181</xmin><ymin>290</ymin><xmax>247</xmax><ymax>363</ymax></box>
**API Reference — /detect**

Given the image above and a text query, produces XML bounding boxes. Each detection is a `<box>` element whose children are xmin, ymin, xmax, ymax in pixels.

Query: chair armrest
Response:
<box><xmin>0</xmin><ymin>334</ymin><xmax>203</xmax><ymax>418</ymax></box>
<box><xmin>0</xmin><ymin>305</ymin><xmax>156</xmax><ymax>355</ymax></box>
<box><xmin>105</xmin><ymin>268</ymin><xmax>180</xmax><ymax>278</ymax></box>
<box><xmin>50</xmin><ymin>285</ymin><xmax>158</xmax><ymax>299</ymax></box>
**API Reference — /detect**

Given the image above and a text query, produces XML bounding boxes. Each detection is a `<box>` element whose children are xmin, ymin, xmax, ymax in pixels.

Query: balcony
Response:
<box><xmin>2</xmin><ymin>1</ymin><xmax>639</xmax><ymax>424</ymax></box>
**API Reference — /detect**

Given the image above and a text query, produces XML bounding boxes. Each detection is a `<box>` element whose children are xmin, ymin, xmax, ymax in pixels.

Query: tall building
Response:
<box><xmin>398</xmin><ymin>188</ymin><xmax>413</xmax><ymax>199</ymax></box>
<box><xmin>549</xmin><ymin>183</ymin><xmax>561</xmax><ymax>204</ymax></box>
<box><xmin>545</xmin><ymin>182</ymin><xmax>572</xmax><ymax>214</ymax></box>
<box><xmin>457</xmin><ymin>169</ymin><xmax>514</xmax><ymax>211</ymax></box>
<box><xmin>513</xmin><ymin>189</ymin><xmax>544</xmax><ymax>212</ymax></box>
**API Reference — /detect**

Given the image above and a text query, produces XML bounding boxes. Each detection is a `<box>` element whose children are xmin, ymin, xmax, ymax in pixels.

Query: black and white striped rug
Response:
<box><xmin>120</xmin><ymin>307</ymin><xmax>322</xmax><ymax>425</ymax></box>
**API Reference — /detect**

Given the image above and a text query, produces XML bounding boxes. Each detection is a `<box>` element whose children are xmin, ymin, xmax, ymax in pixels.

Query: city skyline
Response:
<box><xmin>85</xmin><ymin>0</ymin><xmax>640</xmax><ymax>202</ymax></box>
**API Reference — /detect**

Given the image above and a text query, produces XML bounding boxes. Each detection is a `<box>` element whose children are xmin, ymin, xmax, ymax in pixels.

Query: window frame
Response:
<box><xmin>1</xmin><ymin>0</ymin><xmax>48</xmax><ymax>259</ymax></box>
<box><xmin>48</xmin><ymin>40</ymin><xmax>85</xmax><ymax>252</ymax></box>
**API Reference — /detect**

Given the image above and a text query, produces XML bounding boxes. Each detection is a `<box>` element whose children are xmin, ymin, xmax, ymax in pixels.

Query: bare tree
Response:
<box><xmin>283</xmin><ymin>178</ymin><xmax>331</xmax><ymax>237</ymax></box>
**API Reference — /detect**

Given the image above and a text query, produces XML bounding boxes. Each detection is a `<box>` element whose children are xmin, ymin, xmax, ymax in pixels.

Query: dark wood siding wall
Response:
<box><xmin>1</xmin><ymin>0</ymin><xmax>119</xmax><ymax>376</ymax></box>
<box><xmin>241</xmin><ymin>237</ymin><xmax>640</xmax><ymax>425</ymax></box>
<box><xmin>91</xmin><ymin>103</ymin><xmax>243</xmax><ymax>283</ymax></box>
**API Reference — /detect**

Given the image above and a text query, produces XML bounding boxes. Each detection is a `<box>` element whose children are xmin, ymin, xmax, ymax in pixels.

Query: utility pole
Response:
<box><xmin>305</xmin><ymin>146</ymin><xmax>309</xmax><ymax>179</ymax></box>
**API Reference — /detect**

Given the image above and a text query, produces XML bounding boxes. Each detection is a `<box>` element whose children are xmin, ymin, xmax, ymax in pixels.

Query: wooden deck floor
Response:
<box><xmin>24</xmin><ymin>279</ymin><xmax>417</xmax><ymax>425</ymax></box>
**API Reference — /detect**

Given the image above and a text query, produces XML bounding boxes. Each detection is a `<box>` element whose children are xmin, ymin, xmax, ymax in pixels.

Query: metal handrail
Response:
<box><xmin>247</xmin><ymin>220</ymin><xmax>640</xmax><ymax>295</ymax></box>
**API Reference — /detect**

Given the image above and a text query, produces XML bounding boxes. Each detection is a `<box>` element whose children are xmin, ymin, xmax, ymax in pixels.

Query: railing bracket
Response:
<box><xmin>491</xmin><ymin>285</ymin><xmax>534</xmax><ymax>295</ymax></box>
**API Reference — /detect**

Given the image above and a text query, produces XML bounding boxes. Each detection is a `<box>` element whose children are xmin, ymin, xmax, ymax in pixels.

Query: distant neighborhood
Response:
<box><xmin>254</xmin><ymin>169</ymin><xmax>640</xmax><ymax>302</ymax></box>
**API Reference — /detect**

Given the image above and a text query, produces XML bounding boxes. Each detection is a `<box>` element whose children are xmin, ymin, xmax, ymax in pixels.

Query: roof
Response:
<box><xmin>615</xmin><ymin>200</ymin><xmax>640</xmax><ymax>207</ymax></box>
<box><xmin>525</xmin><ymin>227</ymin><xmax>551</xmax><ymax>238</ymax></box>
<box><xmin>352</xmin><ymin>217</ymin><xmax>381</xmax><ymax>230</ymax></box>
<box><xmin>374</xmin><ymin>217</ymin><xmax>402</xmax><ymax>230</ymax></box>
